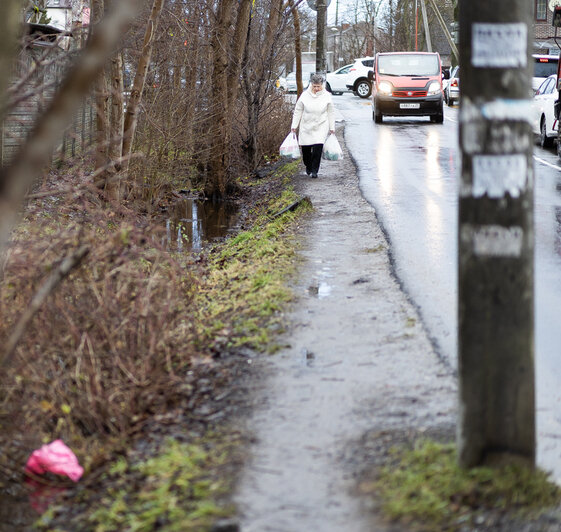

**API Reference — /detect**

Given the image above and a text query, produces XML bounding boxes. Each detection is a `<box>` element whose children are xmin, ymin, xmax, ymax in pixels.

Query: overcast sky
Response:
<box><xmin>301</xmin><ymin>0</ymin><xmax>386</xmax><ymax>27</ymax></box>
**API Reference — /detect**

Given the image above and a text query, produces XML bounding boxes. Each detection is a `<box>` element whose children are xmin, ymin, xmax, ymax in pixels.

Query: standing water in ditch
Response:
<box><xmin>164</xmin><ymin>198</ymin><xmax>239</xmax><ymax>251</ymax></box>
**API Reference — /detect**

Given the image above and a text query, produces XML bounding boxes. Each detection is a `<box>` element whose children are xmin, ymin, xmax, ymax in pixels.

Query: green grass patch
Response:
<box><xmin>195</xmin><ymin>183</ymin><xmax>311</xmax><ymax>352</ymax></box>
<box><xmin>373</xmin><ymin>439</ymin><xmax>561</xmax><ymax>531</ymax></box>
<box><xmin>37</xmin><ymin>436</ymin><xmax>235</xmax><ymax>532</ymax></box>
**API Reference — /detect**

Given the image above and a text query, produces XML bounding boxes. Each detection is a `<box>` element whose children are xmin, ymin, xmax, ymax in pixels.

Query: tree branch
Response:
<box><xmin>0</xmin><ymin>0</ymin><xmax>139</xmax><ymax>257</ymax></box>
<box><xmin>1</xmin><ymin>245</ymin><xmax>90</xmax><ymax>368</ymax></box>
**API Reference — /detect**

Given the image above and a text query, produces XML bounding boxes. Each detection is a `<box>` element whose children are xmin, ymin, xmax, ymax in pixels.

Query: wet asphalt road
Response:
<box><xmin>336</xmin><ymin>93</ymin><xmax>561</xmax><ymax>481</ymax></box>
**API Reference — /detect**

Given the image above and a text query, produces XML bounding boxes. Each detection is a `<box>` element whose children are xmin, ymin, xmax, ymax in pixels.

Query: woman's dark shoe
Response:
<box><xmin>311</xmin><ymin>172</ymin><xmax>318</xmax><ymax>178</ymax></box>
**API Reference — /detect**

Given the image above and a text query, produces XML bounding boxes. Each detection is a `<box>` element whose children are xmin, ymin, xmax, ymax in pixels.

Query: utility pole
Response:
<box><xmin>426</xmin><ymin>0</ymin><xmax>459</xmax><ymax>62</ymax></box>
<box><xmin>458</xmin><ymin>0</ymin><xmax>535</xmax><ymax>468</ymax></box>
<box><xmin>316</xmin><ymin>0</ymin><xmax>327</xmax><ymax>74</ymax></box>
<box><xmin>415</xmin><ymin>0</ymin><xmax>418</xmax><ymax>51</ymax></box>
<box><xmin>419</xmin><ymin>0</ymin><xmax>432</xmax><ymax>52</ymax></box>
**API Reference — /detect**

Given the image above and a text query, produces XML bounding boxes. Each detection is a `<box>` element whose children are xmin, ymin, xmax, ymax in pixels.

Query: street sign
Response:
<box><xmin>307</xmin><ymin>0</ymin><xmax>332</xmax><ymax>10</ymax></box>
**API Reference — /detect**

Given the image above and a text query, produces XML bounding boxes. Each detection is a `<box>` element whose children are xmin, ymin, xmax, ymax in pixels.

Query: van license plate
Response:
<box><xmin>400</xmin><ymin>103</ymin><xmax>420</xmax><ymax>109</ymax></box>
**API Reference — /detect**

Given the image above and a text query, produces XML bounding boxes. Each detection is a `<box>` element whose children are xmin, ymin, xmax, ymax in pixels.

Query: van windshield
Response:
<box><xmin>378</xmin><ymin>54</ymin><xmax>439</xmax><ymax>76</ymax></box>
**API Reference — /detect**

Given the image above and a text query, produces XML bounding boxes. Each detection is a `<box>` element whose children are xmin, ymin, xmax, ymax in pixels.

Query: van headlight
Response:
<box><xmin>427</xmin><ymin>81</ymin><xmax>441</xmax><ymax>95</ymax></box>
<box><xmin>378</xmin><ymin>81</ymin><xmax>392</xmax><ymax>95</ymax></box>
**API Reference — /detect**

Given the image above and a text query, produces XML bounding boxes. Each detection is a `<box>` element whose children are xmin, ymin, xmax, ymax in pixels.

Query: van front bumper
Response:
<box><xmin>374</xmin><ymin>93</ymin><xmax>443</xmax><ymax>116</ymax></box>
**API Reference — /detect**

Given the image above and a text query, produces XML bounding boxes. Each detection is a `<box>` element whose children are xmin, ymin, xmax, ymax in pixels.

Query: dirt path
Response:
<box><xmin>234</xmin><ymin>121</ymin><xmax>457</xmax><ymax>531</ymax></box>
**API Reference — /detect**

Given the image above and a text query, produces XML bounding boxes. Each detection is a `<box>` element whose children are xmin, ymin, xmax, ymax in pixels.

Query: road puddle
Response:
<box><xmin>164</xmin><ymin>198</ymin><xmax>239</xmax><ymax>251</ymax></box>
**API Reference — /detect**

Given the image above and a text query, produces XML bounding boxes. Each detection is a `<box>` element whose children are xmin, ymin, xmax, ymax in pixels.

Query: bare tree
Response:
<box><xmin>206</xmin><ymin>0</ymin><xmax>254</xmax><ymax>200</ymax></box>
<box><xmin>106</xmin><ymin>51</ymin><xmax>124</xmax><ymax>200</ymax></box>
<box><xmin>241</xmin><ymin>0</ymin><xmax>290</xmax><ymax>170</ymax></box>
<box><xmin>122</xmin><ymin>0</ymin><xmax>165</xmax><ymax>180</ymax></box>
<box><xmin>288</xmin><ymin>0</ymin><xmax>305</xmax><ymax>97</ymax></box>
<box><xmin>92</xmin><ymin>0</ymin><xmax>110</xmax><ymax>184</ymax></box>
<box><xmin>207</xmin><ymin>0</ymin><xmax>237</xmax><ymax>200</ymax></box>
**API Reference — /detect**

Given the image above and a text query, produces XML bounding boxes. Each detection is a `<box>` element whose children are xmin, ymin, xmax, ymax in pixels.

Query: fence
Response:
<box><xmin>0</xmin><ymin>29</ymin><xmax>94</xmax><ymax>167</ymax></box>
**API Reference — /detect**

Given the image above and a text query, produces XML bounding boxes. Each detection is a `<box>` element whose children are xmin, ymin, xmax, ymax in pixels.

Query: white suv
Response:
<box><xmin>346</xmin><ymin>57</ymin><xmax>374</xmax><ymax>98</ymax></box>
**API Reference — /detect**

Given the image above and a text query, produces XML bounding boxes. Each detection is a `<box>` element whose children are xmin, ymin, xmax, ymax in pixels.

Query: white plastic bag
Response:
<box><xmin>323</xmin><ymin>133</ymin><xmax>343</xmax><ymax>161</ymax></box>
<box><xmin>279</xmin><ymin>132</ymin><xmax>301</xmax><ymax>159</ymax></box>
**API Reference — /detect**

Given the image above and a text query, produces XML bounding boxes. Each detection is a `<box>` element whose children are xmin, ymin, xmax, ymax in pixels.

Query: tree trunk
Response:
<box><xmin>206</xmin><ymin>0</ymin><xmax>236</xmax><ymax>200</ymax></box>
<box><xmin>92</xmin><ymin>0</ymin><xmax>109</xmax><ymax>182</ymax></box>
<box><xmin>183</xmin><ymin>3</ymin><xmax>201</xmax><ymax>157</ymax></box>
<box><xmin>121</xmin><ymin>0</ymin><xmax>165</xmax><ymax>183</ymax></box>
<box><xmin>243</xmin><ymin>0</ymin><xmax>285</xmax><ymax>169</ymax></box>
<box><xmin>227</xmin><ymin>0</ymin><xmax>252</xmax><ymax>110</ymax></box>
<box><xmin>289</xmin><ymin>0</ymin><xmax>304</xmax><ymax>98</ymax></box>
<box><xmin>106</xmin><ymin>51</ymin><xmax>124</xmax><ymax>201</ymax></box>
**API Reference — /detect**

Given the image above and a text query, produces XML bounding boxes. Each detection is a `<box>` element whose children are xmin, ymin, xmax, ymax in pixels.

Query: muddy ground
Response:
<box><xmin>232</xmin><ymin>125</ymin><xmax>561</xmax><ymax>532</ymax></box>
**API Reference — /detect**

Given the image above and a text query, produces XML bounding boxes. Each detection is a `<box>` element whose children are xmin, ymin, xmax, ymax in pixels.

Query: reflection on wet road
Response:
<box><xmin>342</xmin><ymin>100</ymin><xmax>459</xmax><ymax>364</ymax></box>
<box><xmin>337</xmin><ymin>94</ymin><xmax>561</xmax><ymax>481</ymax></box>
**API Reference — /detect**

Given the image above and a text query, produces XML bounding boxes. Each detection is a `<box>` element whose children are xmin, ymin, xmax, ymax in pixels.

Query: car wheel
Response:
<box><xmin>326</xmin><ymin>82</ymin><xmax>333</xmax><ymax>94</ymax></box>
<box><xmin>541</xmin><ymin>117</ymin><xmax>553</xmax><ymax>148</ymax></box>
<box><xmin>435</xmin><ymin>111</ymin><xmax>444</xmax><ymax>123</ymax></box>
<box><xmin>374</xmin><ymin>104</ymin><xmax>383</xmax><ymax>123</ymax></box>
<box><xmin>430</xmin><ymin>102</ymin><xmax>444</xmax><ymax>123</ymax></box>
<box><xmin>355</xmin><ymin>79</ymin><xmax>372</xmax><ymax>98</ymax></box>
<box><xmin>447</xmin><ymin>93</ymin><xmax>454</xmax><ymax>107</ymax></box>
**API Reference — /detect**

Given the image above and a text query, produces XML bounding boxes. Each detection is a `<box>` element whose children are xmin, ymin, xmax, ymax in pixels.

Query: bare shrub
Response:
<box><xmin>0</xmin><ymin>180</ymin><xmax>201</xmax><ymax>474</ymax></box>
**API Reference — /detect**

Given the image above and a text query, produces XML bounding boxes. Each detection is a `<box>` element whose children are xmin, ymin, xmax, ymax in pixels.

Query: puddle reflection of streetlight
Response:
<box><xmin>424</xmin><ymin>128</ymin><xmax>445</xmax><ymax>267</ymax></box>
<box><xmin>376</xmin><ymin>128</ymin><xmax>394</xmax><ymax>197</ymax></box>
<box><xmin>425</xmin><ymin>128</ymin><xmax>442</xmax><ymax>194</ymax></box>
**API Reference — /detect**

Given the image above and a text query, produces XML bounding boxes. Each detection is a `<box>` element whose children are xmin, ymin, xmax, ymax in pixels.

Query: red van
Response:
<box><xmin>369</xmin><ymin>52</ymin><xmax>444</xmax><ymax>123</ymax></box>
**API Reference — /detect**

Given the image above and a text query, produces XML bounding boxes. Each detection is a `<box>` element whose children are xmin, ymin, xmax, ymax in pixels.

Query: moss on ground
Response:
<box><xmin>371</xmin><ymin>439</ymin><xmax>561</xmax><ymax>531</ymax></box>
<box><xmin>195</xmin><ymin>173</ymin><xmax>311</xmax><ymax>353</ymax></box>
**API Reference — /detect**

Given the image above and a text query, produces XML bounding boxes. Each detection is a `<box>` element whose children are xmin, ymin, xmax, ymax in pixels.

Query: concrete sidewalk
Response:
<box><xmin>234</xmin><ymin>124</ymin><xmax>457</xmax><ymax>531</ymax></box>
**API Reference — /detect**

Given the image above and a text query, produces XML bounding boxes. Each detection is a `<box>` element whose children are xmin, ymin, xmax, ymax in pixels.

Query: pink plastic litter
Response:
<box><xmin>25</xmin><ymin>439</ymin><xmax>84</xmax><ymax>482</ymax></box>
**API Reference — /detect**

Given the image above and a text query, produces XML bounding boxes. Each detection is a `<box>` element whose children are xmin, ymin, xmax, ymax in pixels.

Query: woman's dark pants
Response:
<box><xmin>302</xmin><ymin>144</ymin><xmax>324</xmax><ymax>175</ymax></box>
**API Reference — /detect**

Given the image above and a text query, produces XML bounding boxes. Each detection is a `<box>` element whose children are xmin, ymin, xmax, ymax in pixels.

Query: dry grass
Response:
<box><xmin>0</xmin><ymin>178</ymin><xmax>201</xmax><ymax>479</ymax></box>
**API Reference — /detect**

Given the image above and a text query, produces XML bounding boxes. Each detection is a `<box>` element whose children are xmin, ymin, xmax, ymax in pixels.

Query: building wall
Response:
<box><xmin>534</xmin><ymin>3</ymin><xmax>560</xmax><ymax>53</ymax></box>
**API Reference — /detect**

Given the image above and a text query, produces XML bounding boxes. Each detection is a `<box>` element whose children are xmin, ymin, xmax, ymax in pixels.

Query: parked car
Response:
<box><xmin>532</xmin><ymin>54</ymin><xmax>559</xmax><ymax>93</ymax></box>
<box><xmin>286</xmin><ymin>71</ymin><xmax>311</xmax><ymax>93</ymax></box>
<box><xmin>444</xmin><ymin>65</ymin><xmax>460</xmax><ymax>106</ymax></box>
<box><xmin>370</xmin><ymin>51</ymin><xmax>444</xmax><ymax>123</ymax></box>
<box><xmin>531</xmin><ymin>74</ymin><xmax>558</xmax><ymax>148</ymax></box>
<box><xmin>346</xmin><ymin>57</ymin><xmax>374</xmax><ymax>98</ymax></box>
<box><xmin>325</xmin><ymin>64</ymin><xmax>353</xmax><ymax>95</ymax></box>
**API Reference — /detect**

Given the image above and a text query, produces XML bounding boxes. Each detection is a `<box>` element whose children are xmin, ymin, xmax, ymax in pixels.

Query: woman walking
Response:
<box><xmin>291</xmin><ymin>73</ymin><xmax>335</xmax><ymax>178</ymax></box>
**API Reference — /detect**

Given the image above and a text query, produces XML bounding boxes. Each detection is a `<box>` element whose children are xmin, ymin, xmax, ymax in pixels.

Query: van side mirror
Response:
<box><xmin>367</xmin><ymin>70</ymin><xmax>374</xmax><ymax>81</ymax></box>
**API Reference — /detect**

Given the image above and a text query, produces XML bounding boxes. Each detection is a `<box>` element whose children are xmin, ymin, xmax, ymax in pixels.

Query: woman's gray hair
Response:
<box><xmin>310</xmin><ymin>73</ymin><xmax>324</xmax><ymax>85</ymax></box>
